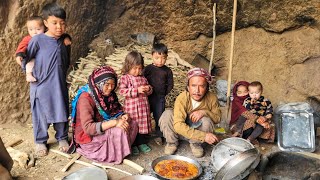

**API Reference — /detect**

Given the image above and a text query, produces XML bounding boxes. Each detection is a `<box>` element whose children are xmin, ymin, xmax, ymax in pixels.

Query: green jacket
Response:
<box><xmin>173</xmin><ymin>90</ymin><xmax>221</xmax><ymax>142</ymax></box>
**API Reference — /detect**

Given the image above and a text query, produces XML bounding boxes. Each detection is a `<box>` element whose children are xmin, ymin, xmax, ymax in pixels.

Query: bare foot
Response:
<box><xmin>35</xmin><ymin>143</ymin><xmax>48</xmax><ymax>157</ymax></box>
<box><xmin>247</xmin><ymin>138</ymin><xmax>260</xmax><ymax>146</ymax></box>
<box><xmin>232</xmin><ymin>132</ymin><xmax>241</xmax><ymax>137</ymax></box>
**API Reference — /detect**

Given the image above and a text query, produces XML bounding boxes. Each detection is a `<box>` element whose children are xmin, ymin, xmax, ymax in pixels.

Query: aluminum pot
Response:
<box><xmin>211</xmin><ymin>137</ymin><xmax>260</xmax><ymax>180</ymax></box>
<box><xmin>151</xmin><ymin>155</ymin><xmax>202</xmax><ymax>180</ymax></box>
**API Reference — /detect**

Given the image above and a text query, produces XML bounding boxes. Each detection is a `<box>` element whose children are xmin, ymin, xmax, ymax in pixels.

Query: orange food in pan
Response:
<box><xmin>154</xmin><ymin>159</ymin><xmax>198</xmax><ymax>179</ymax></box>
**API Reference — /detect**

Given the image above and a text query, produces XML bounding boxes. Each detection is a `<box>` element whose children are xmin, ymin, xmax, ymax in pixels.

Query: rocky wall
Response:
<box><xmin>97</xmin><ymin>0</ymin><xmax>320</xmax><ymax>106</ymax></box>
<box><xmin>0</xmin><ymin>0</ymin><xmax>114</xmax><ymax>123</ymax></box>
<box><xmin>0</xmin><ymin>0</ymin><xmax>319</xmax><ymax>123</ymax></box>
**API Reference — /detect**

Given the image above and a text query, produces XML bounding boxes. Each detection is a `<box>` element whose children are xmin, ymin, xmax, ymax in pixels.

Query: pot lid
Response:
<box><xmin>215</xmin><ymin>148</ymin><xmax>260</xmax><ymax>180</ymax></box>
<box><xmin>211</xmin><ymin>137</ymin><xmax>260</xmax><ymax>180</ymax></box>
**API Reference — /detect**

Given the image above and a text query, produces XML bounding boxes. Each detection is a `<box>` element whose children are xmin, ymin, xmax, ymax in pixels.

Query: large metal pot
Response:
<box><xmin>211</xmin><ymin>137</ymin><xmax>260</xmax><ymax>180</ymax></box>
<box><xmin>151</xmin><ymin>155</ymin><xmax>202</xmax><ymax>180</ymax></box>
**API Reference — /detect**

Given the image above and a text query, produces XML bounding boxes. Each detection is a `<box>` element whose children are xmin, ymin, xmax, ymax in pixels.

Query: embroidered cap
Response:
<box><xmin>187</xmin><ymin>67</ymin><xmax>213</xmax><ymax>84</ymax></box>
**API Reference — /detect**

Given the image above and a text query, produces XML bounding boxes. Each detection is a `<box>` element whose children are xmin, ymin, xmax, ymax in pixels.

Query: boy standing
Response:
<box><xmin>144</xmin><ymin>43</ymin><xmax>174</xmax><ymax>145</ymax></box>
<box><xmin>26</xmin><ymin>3</ymin><xmax>70</xmax><ymax>157</ymax></box>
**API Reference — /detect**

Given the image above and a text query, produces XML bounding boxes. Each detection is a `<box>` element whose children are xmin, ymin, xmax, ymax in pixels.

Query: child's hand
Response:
<box><xmin>256</xmin><ymin>116</ymin><xmax>266</xmax><ymax>124</ymax></box>
<box><xmin>16</xmin><ymin>56</ymin><xmax>23</xmax><ymax>66</ymax></box>
<box><xmin>261</xmin><ymin>122</ymin><xmax>270</xmax><ymax>129</ymax></box>
<box><xmin>64</xmin><ymin>37</ymin><xmax>72</xmax><ymax>46</ymax></box>
<box><xmin>265</xmin><ymin>114</ymin><xmax>272</xmax><ymax>119</ymax></box>
<box><xmin>142</xmin><ymin>85</ymin><xmax>151</xmax><ymax>93</ymax></box>
<box><xmin>138</xmin><ymin>86</ymin><xmax>145</xmax><ymax>94</ymax></box>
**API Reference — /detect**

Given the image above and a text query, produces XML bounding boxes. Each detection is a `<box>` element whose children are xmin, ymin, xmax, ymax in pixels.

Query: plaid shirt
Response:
<box><xmin>119</xmin><ymin>74</ymin><xmax>152</xmax><ymax>134</ymax></box>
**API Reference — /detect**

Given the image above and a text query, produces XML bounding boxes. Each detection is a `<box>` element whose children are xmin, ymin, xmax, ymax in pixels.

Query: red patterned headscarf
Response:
<box><xmin>88</xmin><ymin>66</ymin><xmax>122</xmax><ymax>117</ymax></box>
<box><xmin>230</xmin><ymin>81</ymin><xmax>250</xmax><ymax>125</ymax></box>
<box><xmin>187</xmin><ymin>67</ymin><xmax>213</xmax><ymax>84</ymax></box>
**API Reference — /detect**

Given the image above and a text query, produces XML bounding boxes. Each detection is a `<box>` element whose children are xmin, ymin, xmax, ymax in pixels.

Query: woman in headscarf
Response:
<box><xmin>71</xmin><ymin>66</ymin><xmax>138</xmax><ymax>164</ymax></box>
<box><xmin>230</xmin><ymin>81</ymin><xmax>275</xmax><ymax>144</ymax></box>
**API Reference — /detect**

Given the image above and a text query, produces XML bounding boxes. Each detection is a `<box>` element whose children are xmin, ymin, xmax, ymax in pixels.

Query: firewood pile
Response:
<box><xmin>67</xmin><ymin>44</ymin><xmax>194</xmax><ymax>108</ymax></box>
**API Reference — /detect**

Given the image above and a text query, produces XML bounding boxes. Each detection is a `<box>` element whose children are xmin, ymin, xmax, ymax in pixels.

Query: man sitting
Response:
<box><xmin>159</xmin><ymin>67</ymin><xmax>221</xmax><ymax>158</ymax></box>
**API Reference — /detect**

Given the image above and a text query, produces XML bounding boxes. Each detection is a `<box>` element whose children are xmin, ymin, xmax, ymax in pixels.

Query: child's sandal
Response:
<box><xmin>138</xmin><ymin>144</ymin><xmax>151</xmax><ymax>153</ymax></box>
<box><xmin>132</xmin><ymin>146</ymin><xmax>139</xmax><ymax>155</ymax></box>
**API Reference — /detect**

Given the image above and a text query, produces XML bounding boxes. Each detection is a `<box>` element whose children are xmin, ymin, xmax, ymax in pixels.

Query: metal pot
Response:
<box><xmin>151</xmin><ymin>155</ymin><xmax>202</xmax><ymax>180</ymax></box>
<box><xmin>211</xmin><ymin>137</ymin><xmax>260</xmax><ymax>180</ymax></box>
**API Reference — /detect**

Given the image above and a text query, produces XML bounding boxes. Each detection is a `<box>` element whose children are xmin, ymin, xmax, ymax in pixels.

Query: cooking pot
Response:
<box><xmin>151</xmin><ymin>155</ymin><xmax>202</xmax><ymax>180</ymax></box>
<box><xmin>119</xmin><ymin>175</ymin><xmax>159</xmax><ymax>180</ymax></box>
<box><xmin>211</xmin><ymin>137</ymin><xmax>260</xmax><ymax>180</ymax></box>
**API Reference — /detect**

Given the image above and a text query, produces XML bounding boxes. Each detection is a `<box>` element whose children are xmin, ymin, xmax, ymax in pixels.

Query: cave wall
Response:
<box><xmin>0</xmin><ymin>0</ymin><xmax>117</xmax><ymax>123</ymax></box>
<box><xmin>0</xmin><ymin>0</ymin><xmax>319</xmax><ymax>123</ymax></box>
<box><xmin>96</xmin><ymin>0</ymin><xmax>320</xmax><ymax>106</ymax></box>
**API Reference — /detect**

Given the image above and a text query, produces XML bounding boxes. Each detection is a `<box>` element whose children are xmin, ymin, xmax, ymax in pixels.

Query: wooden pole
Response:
<box><xmin>209</xmin><ymin>3</ymin><xmax>217</xmax><ymax>73</ymax></box>
<box><xmin>226</xmin><ymin>0</ymin><xmax>238</xmax><ymax>120</ymax></box>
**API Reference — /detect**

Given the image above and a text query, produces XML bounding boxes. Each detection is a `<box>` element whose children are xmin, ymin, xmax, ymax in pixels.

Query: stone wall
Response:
<box><xmin>0</xmin><ymin>0</ymin><xmax>113</xmax><ymax>123</ymax></box>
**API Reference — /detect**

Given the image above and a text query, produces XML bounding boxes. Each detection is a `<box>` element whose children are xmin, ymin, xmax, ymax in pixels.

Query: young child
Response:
<box><xmin>25</xmin><ymin>3</ymin><xmax>71</xmax><ymax>157</ymax></box>
<box><xmin>15</xmin><ymin>16</ymin><xmax>45</xmax><ymax>82</ymax></box>
<box><xmin>233</xmin><ymin>81</ymin><xmax>273</xmax><ymax>144</ymax></box>
<box><xmin>15</xmin><ymin>16</ymin><xmax>71</xmax><ymax>82</ymax></box>
<box><xmin>143</xmin><ymin>43</ymin><xmax>173</xmax><ymax>145</ymax></box>
<box><xmin>119</xmin><ymin>51</ymin><xmax>153</xmax><ymax>155</ymax></box>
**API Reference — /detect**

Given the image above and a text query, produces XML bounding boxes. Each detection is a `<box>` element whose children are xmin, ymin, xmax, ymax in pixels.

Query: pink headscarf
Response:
<box><xmin>187</xmin><ymin>67</ymin><xmax>212</xmax><ymax>84</ymax></box>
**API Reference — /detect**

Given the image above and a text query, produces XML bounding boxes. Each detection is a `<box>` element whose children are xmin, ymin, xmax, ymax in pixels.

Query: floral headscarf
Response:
<box><xmin>87</xmin><ymin>66</ymin><xmax>123</xmax><ymax>119</ymax></box>
<box><xmin>71</xmin><ymin>66</ymin><xmax>123</xmax><ymax>124</ymax></box>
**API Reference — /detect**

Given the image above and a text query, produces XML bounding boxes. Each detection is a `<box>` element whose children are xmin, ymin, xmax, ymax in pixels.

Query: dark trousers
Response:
<box><xmin>236</xmin><ymin>115</ymin><xmax>263</xmax><ymax>140</ymax></box>
<box><xmin>235</xmin><ymin>116</ymin><xmax>247</xmax><ymax>133</ymax></box>
<box><xmin>32</xmin><ymin>98</ymin><xmax>69</xmax><ymax>144</ymax></box>
<box><xmin>149</xmin><ymin>94</ymin><xmax>166</xmax><ymax>137</ymax></box>
<box><xmin>132</xmin><ymin>133</ymin><xmax>147</xmax><ymax>146</ymax></box>
<box><xmin>243</xmin><ymin>125</ymin><xmax>264</xmax><ymax>140</ymax></box>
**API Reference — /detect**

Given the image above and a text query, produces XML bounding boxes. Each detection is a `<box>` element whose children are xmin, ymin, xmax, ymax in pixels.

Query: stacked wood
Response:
<box><xmin>67</xmin><ymin>44</ymin><xmax>194</xmax><ymax>108</ymax></box>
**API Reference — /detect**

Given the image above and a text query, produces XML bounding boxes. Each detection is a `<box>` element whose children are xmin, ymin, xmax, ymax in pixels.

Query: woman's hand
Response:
<box><xmin>121</xmin><ymin>114</ymin><xmax>130</xmax><ymax>122</ymax></box>
<box><xmin>115</xmin><ymin>119</ymin><xmax>129</xmax><ymax>132</ymax></box>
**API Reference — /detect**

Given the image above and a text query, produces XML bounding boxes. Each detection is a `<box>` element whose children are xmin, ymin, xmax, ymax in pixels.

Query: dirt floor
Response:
<box><xmin>0</xmin><ymin>123</ymin><xmax>319</xmax><ymax>180</ymax></box>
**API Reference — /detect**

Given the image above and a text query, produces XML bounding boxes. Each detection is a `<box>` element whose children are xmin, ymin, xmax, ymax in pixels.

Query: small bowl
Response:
<box><xmin>151</xmin><ymin>155</ymin><xmax>202</xmax><ymax>180</ymax></box>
